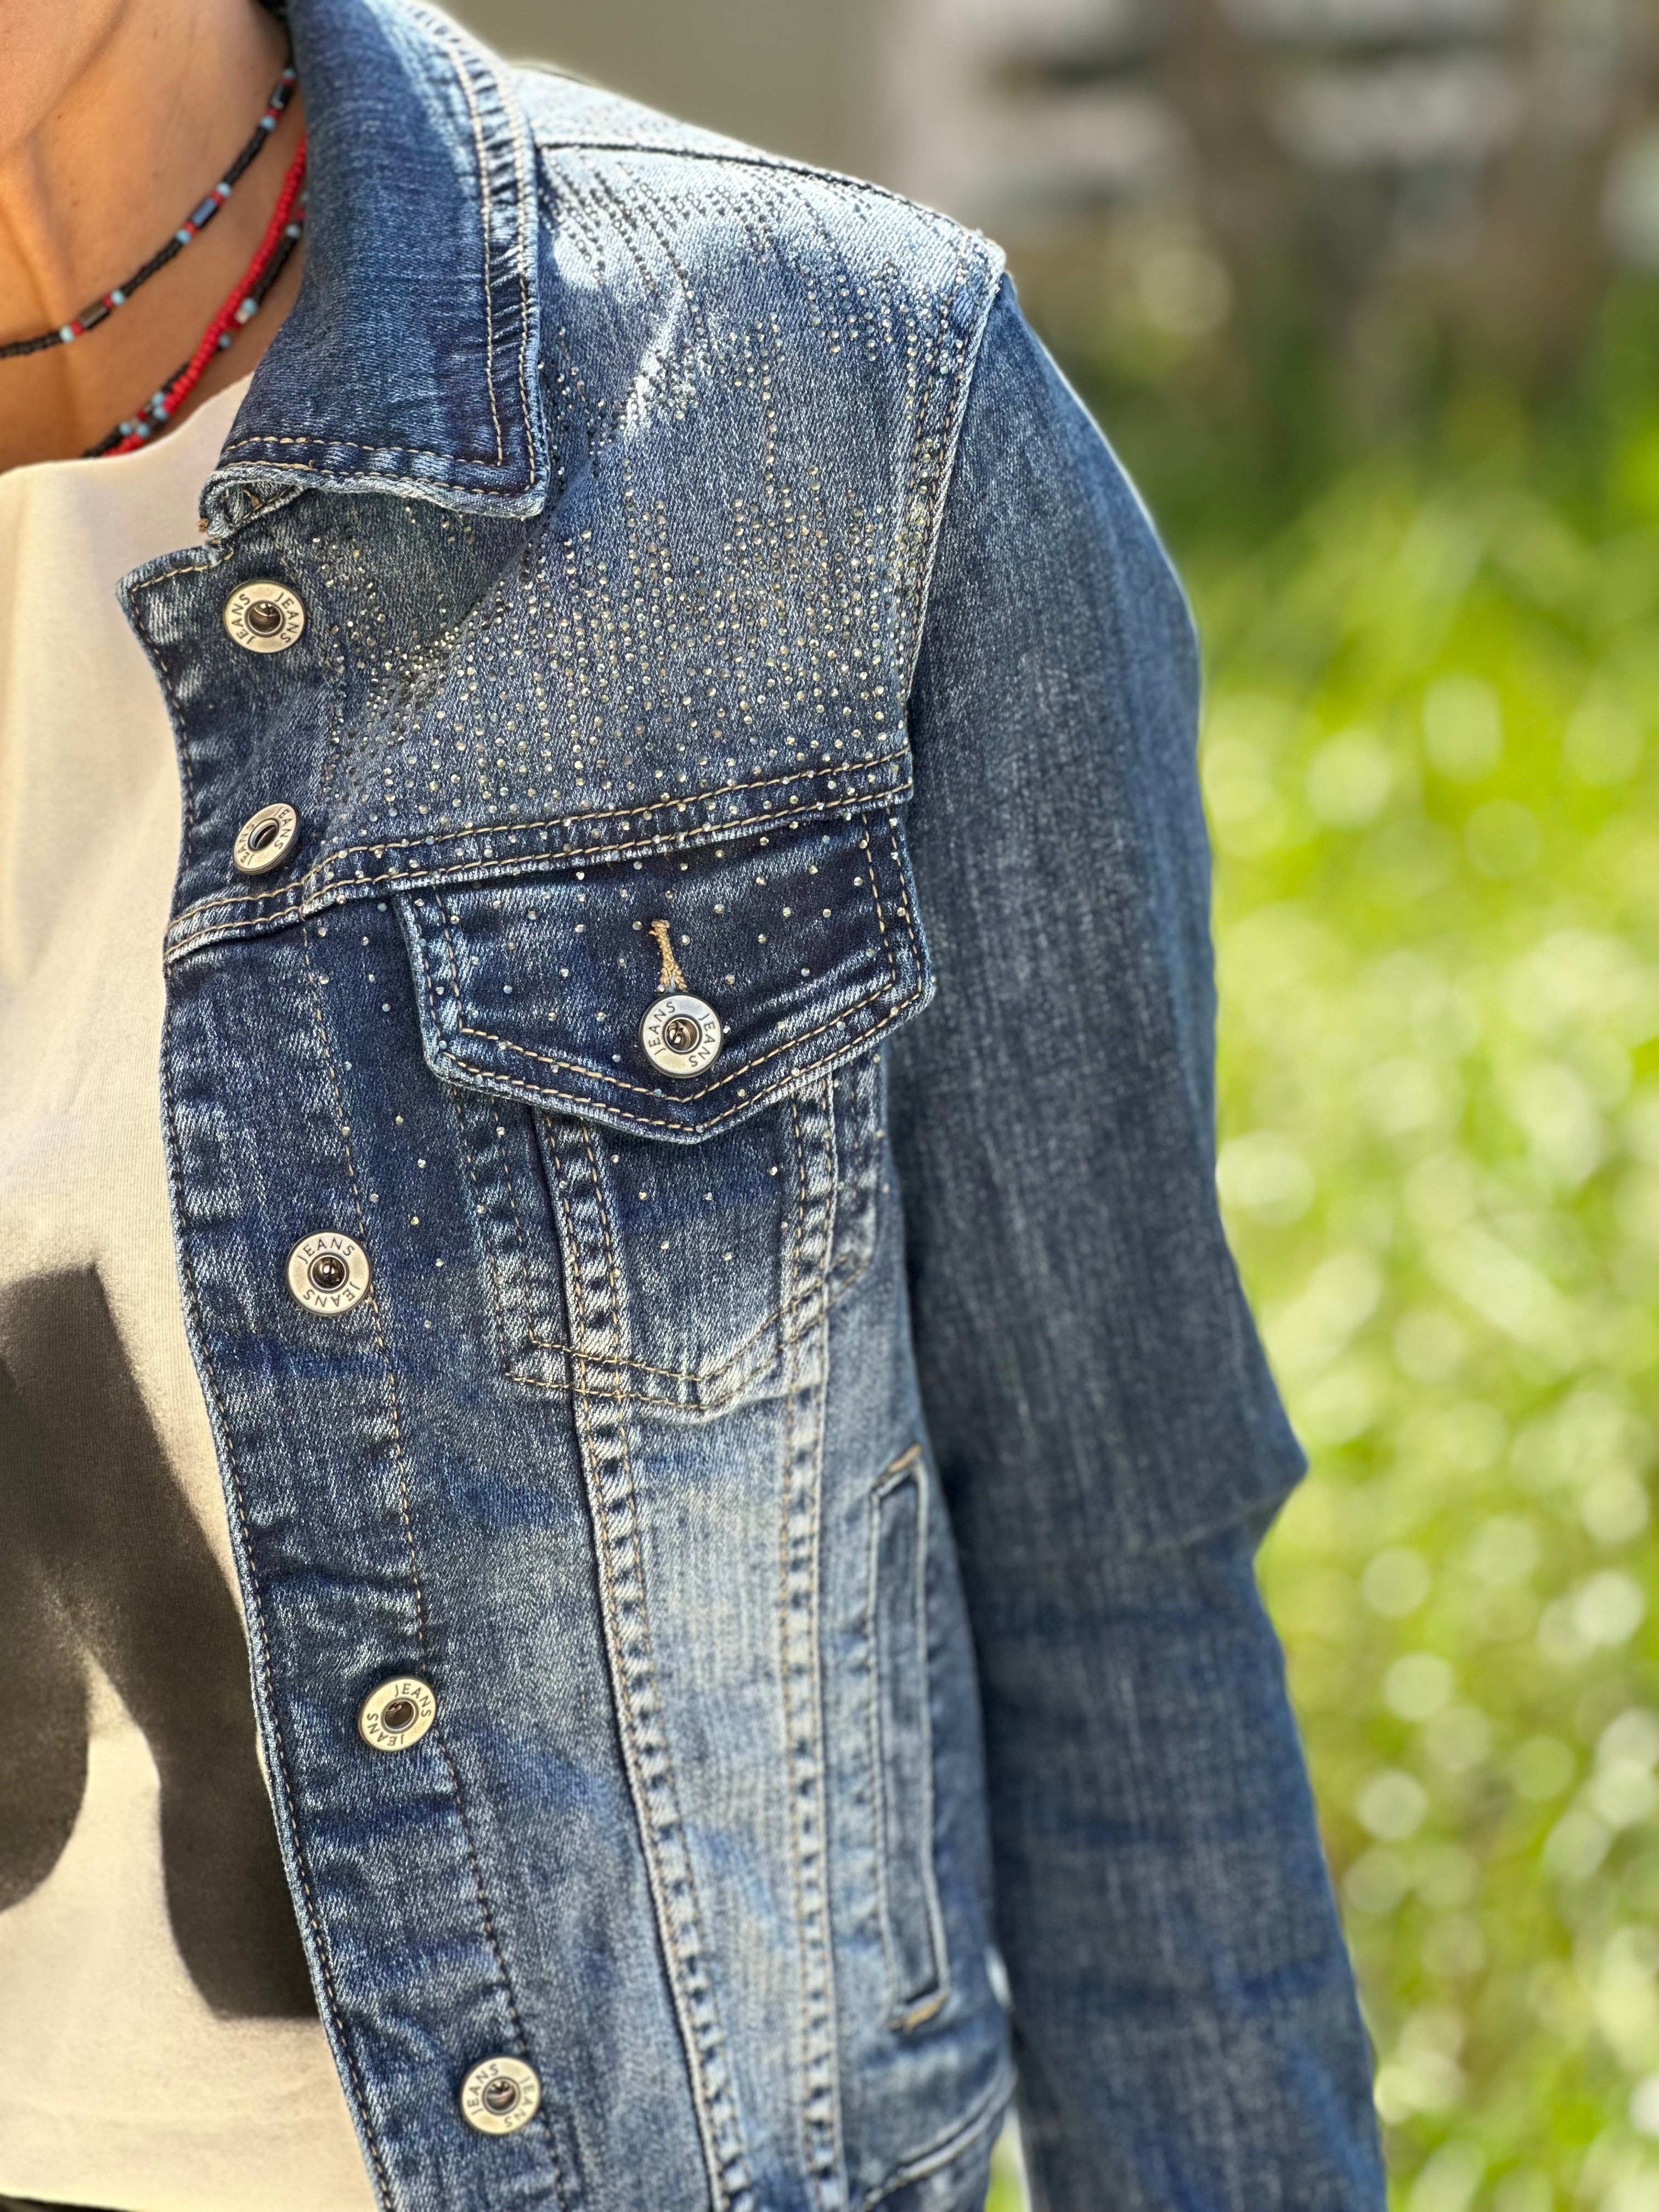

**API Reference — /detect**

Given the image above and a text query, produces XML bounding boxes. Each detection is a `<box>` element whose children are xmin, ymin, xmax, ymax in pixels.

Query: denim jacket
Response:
<box><xmin>126</xmin><ymin>1</ymin><xmax>1386</xmax><ymax>2204</ymax></box>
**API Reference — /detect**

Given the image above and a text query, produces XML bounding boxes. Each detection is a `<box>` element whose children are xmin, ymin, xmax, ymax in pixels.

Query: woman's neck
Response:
<box><xmin>0</xmin><ymin>0</ymin><xmax>306</xmax><ymax>469</ymax></box>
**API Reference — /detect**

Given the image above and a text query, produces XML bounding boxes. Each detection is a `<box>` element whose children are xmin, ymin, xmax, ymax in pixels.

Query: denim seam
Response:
<box><xmin>438</xmin><ymin>995</ymin><xmax>924</xmax><ymax>1132</ymax></box>
<box><xmin>428</xmin><ymin>972</ymin><xmax>909</xmax><ymax>1122</ymax></box>
<box><xmin>164</xmin><ymin>791</ymin><xmax>913</xmax><ymax>957</ymax></box>
<box><xmin>528</xmin><ymin>125</ymin><xmax>1002</xmax><ymax>250</ymax></box>
<box><xmin>866</xmin><ymin>1448</ymin><xmax>950</xmax><ymax>2032</ymax></box>
<box><xmin>411</xmin><ymin>945</ymin><xmax>574</xmax><ymax>1395</ymax></box>
<box><xmin>417</xmin><ymin>5</ymin><xmax>508</xmax><ymax>469</ymax></box>
<box><xmin>165</xmin><ymin>757</ymin><xmax>911</xmax><ymax>933</ymax></box>
<box><xmin>526</xmin><ymin>1297</ymin><xmax>783</xmax><ymax>1387</ymax></box>
<box><xmin>435</xmin><ymin>3</ymin><xmax>542</xmax><ymax>472</ymax></box>
<box><xmin>865</xmin><ymin>821</ymin><xmax>906</xmax><ymax>996</ymax></box>
<box><xmin>892</xmin><ymin>256</ymin><xmax>969</xmax><ymax>684</ymax></box>
<box><xmin>510</xmin><ymin>1363</ymin><xmax>799</xmax><ymax>1410</ymax></box>
<box><xmin>213</xmin><ymin>445</ymin><xmax>532</xmax><ymax>476</ymax></box>
<box><xmin>881</xmin><ymin>815</ymin><xmax>921</xmax><ymax>962</ymax></box>
<box><xmin>551</xmin><ymin>1121</ymin><xmax>757</xmax><ymax>2211</ymax></box>
<box><xmin>301</xmin><ymin>924</ymin><xmax>574</xmax><ymax>2208</ymax></box>
<box><xmin>897</xmin><ymin>271</ymin><xmax>974</xmax><ymax>688</ymax></box>
<box><xmin>810</xmin><ymin>1076</ymin><xmax>849</xmax><ymax>2203</ymax></box>
<box><xmin>158</xmin><ymin>1033</ymin><xmax>395</xmax><ymax>2212</ymax></box>
<box><xmin>779</xmin><ymin>1093</ymin><xmax>812</xmax><ymax>2187</ymax></box>
<box><xmin>595</xmin><ymin>1115</ymin><xmax>758</xmax><ymax>2209</ymax></box>
<box><xmin>822</xmin><ymin>1058</ymin><xmax>882</xmax><ymax>1311</ymax></box>
<box><xmin>778</xmin><ymin>1081</ymin><xmax>847</xmax><ymax>2207</ymax></box>
<box><xmin>416</xmin><ymin>995</ymin><xmax>924</xmax><ymax>1150</ymax></box>
<box><xmin>162</xmin><ymin>787</ymin><xmax>912</xmax><ymax>957</ymax></box>
<box><xmin>129</xmin><ymin>549</ymin><xmax>223</xmax><ymax>593</ymax></box>
<box><xmin>893</xmin><ymin>251</ymin><xmax>1003</xmax><ymax>698</ymax></box>
<box><xmin>446</xmin><ymin>1090</ymin><xmax>531</xmax><ymax>1378</ymax></box>
<box><xmin>859</xmin><ymin>2062</ymin><xmax>1017</xmax><ymax>2212</ymax></box>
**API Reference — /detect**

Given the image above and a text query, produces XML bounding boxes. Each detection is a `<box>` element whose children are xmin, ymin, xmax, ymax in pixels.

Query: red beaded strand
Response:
<box><xmin>92</xmin><ymin>138</ymin><xmax>308</xmax><ymax>458</ymax></box>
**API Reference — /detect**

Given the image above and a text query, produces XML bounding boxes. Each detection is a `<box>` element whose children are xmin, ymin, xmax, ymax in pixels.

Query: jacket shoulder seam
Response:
<box><xmin>530</xmin><ymin>128</ymin><xmax>985</xmax><ymax>239</ymax></box>
<box><xmin>515</xmin><ymin>75</ymin><xmax>987</xmax><ymax>238</ymax></box>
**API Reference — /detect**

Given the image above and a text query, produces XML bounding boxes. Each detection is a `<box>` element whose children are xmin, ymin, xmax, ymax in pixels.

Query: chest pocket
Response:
<box><xmin>396</xmin><ymin>812</ymin><xmax>929</xmax><ymax>1415</ymax></box>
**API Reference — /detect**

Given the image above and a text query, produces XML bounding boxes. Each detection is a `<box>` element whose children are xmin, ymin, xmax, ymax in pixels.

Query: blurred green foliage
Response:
<box><xmin>1179</xmin><ymin>288</ymin><xmax>1659</xmax><ymax>2209</ymax></box>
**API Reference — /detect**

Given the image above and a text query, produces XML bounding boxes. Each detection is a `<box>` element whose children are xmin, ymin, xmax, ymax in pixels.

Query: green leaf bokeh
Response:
<box><xmin>1201</xmin><ymin>442</ymin><xmax>1659</xmax><ymax>2208</ymax></box>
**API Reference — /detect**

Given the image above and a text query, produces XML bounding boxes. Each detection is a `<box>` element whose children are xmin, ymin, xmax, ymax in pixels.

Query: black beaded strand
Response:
<box><xmin>0</xmin><ymin>60</ymin><xmax>297</xmax><ymax>361</ymax></box>
<box><xmin>83</xmin><ymin>177</ymin><xmax>307</xmax><ymax>458</ymax></box>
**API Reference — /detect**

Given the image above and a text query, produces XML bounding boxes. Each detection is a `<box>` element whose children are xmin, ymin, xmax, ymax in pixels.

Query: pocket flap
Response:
<box><xmin>397</xmin><ymin>812</ymin><xmax>929</xmax><ymax>1142</ymax></box>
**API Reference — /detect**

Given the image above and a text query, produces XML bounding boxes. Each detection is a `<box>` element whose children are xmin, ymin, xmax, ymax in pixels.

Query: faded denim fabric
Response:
<box><xmin>120</xmin><ymin>1</ymin><xmax>1386</xmax><ymax>2207</ymax></box>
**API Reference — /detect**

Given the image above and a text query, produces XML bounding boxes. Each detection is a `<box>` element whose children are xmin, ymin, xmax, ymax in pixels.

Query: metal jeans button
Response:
<box><xmin>233</xmin><ymin>801</ymin><xmax>300</xmax><ymax>876</ymax></box>
<box><xmin>286</xmin><ymin>1231</ymin><xmax>370</xmax><ymax>1313</ymax></box>
<box><xmin>223</xmin><ymin>578</ymin><xmax>306</xmax><ymax>652</ymax></box>
<box><xmin>459</xmin><ymin>2055</ymin><xmax>541</xmax><ymax>2136</ymax></box>
<box><xmin>640</xmin><ymin>991</ymin><xmax>722</xmax><ymax>1077</ymax></box>
<box><xmin>358</xmin><ymin>1675</ymin><xmax>436</xmax><ymax>1752</ymax></box>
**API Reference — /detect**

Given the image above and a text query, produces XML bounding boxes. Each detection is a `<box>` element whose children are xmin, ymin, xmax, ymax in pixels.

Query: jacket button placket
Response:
<box><xmin>137</xmin><ymin>540</ymin><xmax>558</xmax><ymax>2197</ymax></box>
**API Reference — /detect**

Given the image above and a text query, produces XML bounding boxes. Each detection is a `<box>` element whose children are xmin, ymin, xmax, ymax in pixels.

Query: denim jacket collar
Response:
<box><xmin>206</xmin><ymin>0</ymin><xmax>550</xmax><ymax>523</ymax></box>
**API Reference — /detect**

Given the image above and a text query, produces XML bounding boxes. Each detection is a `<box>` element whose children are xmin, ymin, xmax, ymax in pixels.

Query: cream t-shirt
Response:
<box><xmin>0</xmin><ymin>381</ymin><xmax>377</xmax><ymax>2210</ymax></box>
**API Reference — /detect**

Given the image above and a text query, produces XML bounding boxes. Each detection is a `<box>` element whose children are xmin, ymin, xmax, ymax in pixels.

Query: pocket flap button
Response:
<box><xmin>640</xmin><ymin>992</ymin><xmax>722</xmax><ymax>1077</ymax></box>
<box><xmin>286</xmin><ymin>1231</ymin><xmax>370</xmax><ymax>1313</ymax></box>
<box><xmin>223</xmin><ymin>579</ymin><xmax>305</xmax><ymax>652</ymax></box>
<box><xmin>233</xmin><ymin>802</ymin><xmax>299</xmax><ymax>876</ymax></box>
<box><xmin>460</xmin><ymin>2056</ymin><xmax>541</xmax><ymax>2136</ymax></box>
<box><xmin>358</xmin><ymin>1675</ymin><xmax>436</xmax><ymax>1753</ymax></box>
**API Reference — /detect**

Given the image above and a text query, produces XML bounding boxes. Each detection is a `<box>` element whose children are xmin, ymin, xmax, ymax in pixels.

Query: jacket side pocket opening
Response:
<box><xmin>869</xmin><ymin>1446</ymin><xmax>949</xmax><ymax>2030</ymax></box>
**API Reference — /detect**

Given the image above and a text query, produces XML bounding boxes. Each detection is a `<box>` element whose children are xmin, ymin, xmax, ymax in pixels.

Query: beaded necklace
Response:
<box><xmin>0</xmin><ymin>63</ymin><xmax>298</xmax><ymax>362</ymax></box>
<box><xmin>87</xmin><ymin>139</ymin><xmax>308</xmax><ymax>457</ymax></box>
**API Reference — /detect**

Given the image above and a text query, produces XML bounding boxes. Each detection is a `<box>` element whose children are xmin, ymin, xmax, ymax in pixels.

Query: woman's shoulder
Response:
<box><xmin>513</xmin><ymin>62</ymin><xmax>1004</xmax><ymax>313</ymax></box>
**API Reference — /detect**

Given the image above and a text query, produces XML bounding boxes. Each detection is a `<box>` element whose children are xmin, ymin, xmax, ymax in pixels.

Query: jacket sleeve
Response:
<box><xmin>887</xmin><ymin>276</ymin><xmax>1386</xmax><ymax>2211</ymax></box>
